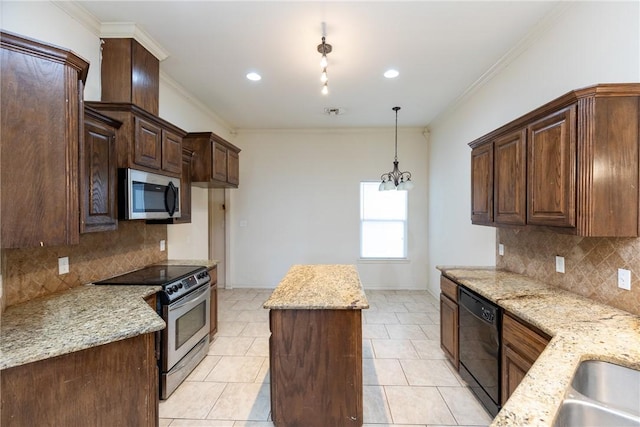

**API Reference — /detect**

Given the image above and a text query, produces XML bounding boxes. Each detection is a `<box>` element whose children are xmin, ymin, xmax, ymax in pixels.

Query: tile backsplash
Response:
<box><xmin>1</xmin><ymin>222</ymin><xmax>167</xmax><ymax>308</ymax></box>
<box><xmin>497</xmin><ymin>228</ymin><xmax>640</xmax><ymax>316</ymax></box>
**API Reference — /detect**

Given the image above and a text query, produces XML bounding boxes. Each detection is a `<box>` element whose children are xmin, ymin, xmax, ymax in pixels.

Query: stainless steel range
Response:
<box><xmin>95</xmin><ymin>265</ymin><xmax>211</xmax><ymax>399</ymax></box>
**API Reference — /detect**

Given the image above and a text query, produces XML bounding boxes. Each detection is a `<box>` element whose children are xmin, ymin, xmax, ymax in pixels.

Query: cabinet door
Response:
<box><xmin>175</xmin><ymin>149</ymin><xmax>193</xmax><ymax>224</ymax></box>
<box><xmin>501</xmin><ymin>313</ymin><xmax>549</xmax><ymax>404</ymax></box>
<box><xmin>494</xmin><ymin>130</ymin><xmax>526</xmax><ymax>225</ymax></box>
<box><xmin>501</xmin><ymin>344</ymin><xmax>530</xmax><ymax>405</ymax></box>
<box><xmin>440</xmin><ymin>293</ymin><xmax>459</xmax><ymax>369</ymax></box>
<box><xmin>81</xmin><ymin>116</ymin><xmax>118</xmax><ymax>233</ymax></box>
<box><xmin>212</xmin><ymin>144</ymin><xmax>228</xmax><ymax>182</ymax></box>
<box><xmin>227</xmin><ymin>150</ymin><xmax>239</xmax><ymax>186</ymax></box>
<box><xmin>471</xmin><ymin>143</ymin><xmax>493</xmax><ymax>225</ymax></box>
<box><xmin>162</xmin><ymin>129</ymin><xmax>182</xmax><ymax>175</ymax></box>
<box><xmin>134</xmin><ymin>117</ymin><xmax>162</xmax><ymax>170</ymax></box>
<box><xmin>527</xmin><ymin>106</ymin><xmax>576</xmax><ymax>227</ymax></box>
<box><xmin>1</xmin><ymin>33</ymin><xmax>85</xmax><ymax>248</ymax></box>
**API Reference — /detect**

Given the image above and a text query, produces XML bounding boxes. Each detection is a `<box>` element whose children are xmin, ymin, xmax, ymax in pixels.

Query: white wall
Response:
<box><xmin>228</xmin><ymin>128</ymin><xmax>429</xmax><ymax>289</ymax></box>
<box><xmin>1</xmin><ymin>1</ymin><xmax>102</xmax><ymax>100</ymax></box>
<box><xmin>426</xmin><ymin>1</ymin><xmax>640</xmax><ymax>296</ymax></box>
<box><xmin>159</xmin><ymin>77</ymin><xmax>235</xmax><ymax>261</ymax></box>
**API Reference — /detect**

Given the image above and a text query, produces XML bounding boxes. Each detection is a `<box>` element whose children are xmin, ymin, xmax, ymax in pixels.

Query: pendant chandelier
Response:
<box><xmin>380</xmin><ymin>107</ymin><xmax>414</xmax><ymax>191</ymax></box>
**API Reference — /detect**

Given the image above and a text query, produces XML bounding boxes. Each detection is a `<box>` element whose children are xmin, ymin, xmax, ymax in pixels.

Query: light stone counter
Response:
<box><xmin>438</xmin><ymin>266</ymin><xmax>640</xmax><ymax>427</ymax></box>
<box><xmin>1</xmin><ymin>285</ymin><xmax>164</xmax><ymax>370</ymax></box>
<box><xmin>263</xmin><ymin>264</ymin><xmax>369</xmax><ymax>309</ymax></box>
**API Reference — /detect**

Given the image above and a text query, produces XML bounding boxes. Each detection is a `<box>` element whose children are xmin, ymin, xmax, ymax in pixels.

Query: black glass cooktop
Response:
<box><xmin>95</xmin><ymin>265</ymin><xmax>206</xmax><ymax>286</ymax></box>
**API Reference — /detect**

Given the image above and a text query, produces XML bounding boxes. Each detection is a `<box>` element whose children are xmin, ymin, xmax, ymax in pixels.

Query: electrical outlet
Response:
<box><xmin>555</xmin><ymin>256</ymin><xmax>565</xmax><ymax>273</ymax></box>
<box><xmin>618</xmin><ymin>268</ymin><xmax>631</xmax><ymax>290</ymax></box>
<box><xmin>58</xmin><ymin>257</ymin><xmax>69</xmax><ymax>275</ymax></box>
<box><xmin>160</xmin><ymin>240</ymin><xmax>166</xmax><ymax>251</ymax></box>
<box><xmin>498</xmin><ymin>244</ymin><xmax>505</xmax><ymax>256</ymax></box>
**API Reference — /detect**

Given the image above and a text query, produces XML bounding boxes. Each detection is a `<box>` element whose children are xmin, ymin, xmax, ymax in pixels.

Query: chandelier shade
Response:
<box><xmin>379</xmin><ymin>107</ymin><xmax>414</xmax><ymax>191</ymax></box>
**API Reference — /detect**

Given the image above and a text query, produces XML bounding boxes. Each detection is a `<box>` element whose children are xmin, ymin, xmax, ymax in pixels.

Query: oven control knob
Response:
<box><xmin>166</xmin><ymin>288</ymin><xmax>173</xmax><ymax>295</ymax></box>
<box><xmin>172</xmin><ymin>285</ymin><xmax>179</xmax><ymax>293</ymax></box>
<box><xmin>178</xmin><ymin>282</ymin><xmax>184</xmax><ymax>289</ymax></box>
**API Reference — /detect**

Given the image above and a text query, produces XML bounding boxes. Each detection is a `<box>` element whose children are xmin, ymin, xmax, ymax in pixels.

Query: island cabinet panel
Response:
<box><xmin>527</xmin><ymin>106</ymin><xmax>577</xmax><ymax>227</ymax></box>
<box><xmin>439</xmin><ymin>276</ymin><xmax>459</xmax><ymax>369</ymax></box>
<box><xmin>269</xmin><ymin>309</ymin><xmax>363</xmax><ymax>427</ymax></box>
<box><xmin>0</xmin><ymin>31</ymin><xmax>88</xmax><ymax>248</ymax></box>
<box><xmin>501</xmin><ymin>312</ymin><xmax>550</xmax><ymax>405</ymax></box>
<box><xmin>1</xmin><ymin>333</ymin><xmax>158</xmax><ymax>427</ymax></box>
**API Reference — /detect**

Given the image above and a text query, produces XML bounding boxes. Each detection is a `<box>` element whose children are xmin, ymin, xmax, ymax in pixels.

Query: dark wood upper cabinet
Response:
<box><xmin>494</xmin><ymin>129</ymin><xmax>527</xmax><ymax>225</ymax></box>
<box><xmin>85</xmin><ymin>102</ymin><xmax>186</xmax><ymax>178</ymax></box>
<box><xmin>183</xmin><ymin>132</ymin><xmax>241</xmax><ymax>188</ymax></box>
<box><xmin>1</xmin><ymin>31</ymin><xmax>88</xmax><ymax>248</ymax></box>
<box><xmin>527</xmin><ymin>106</ymin><xmax>576</xmax><ymax>227</ymax></box>
<box><xmin>469</xmin><ymin>84</ymin><xmax>640</xmax><ymax>237</ymax></box>
<box><xmin>470</xmin><ymin>143</ymin><xmax>493</xmax><ymax>225</ymax></box>
<box><xmin>81</xmin><ymin>107</ymin><xmax>122</xmax><ymax>233</ymax></box>
<box><xmin>100</xmin><ymin>38</ymin><xmax>159</xmax><ymax>116</ymax></box>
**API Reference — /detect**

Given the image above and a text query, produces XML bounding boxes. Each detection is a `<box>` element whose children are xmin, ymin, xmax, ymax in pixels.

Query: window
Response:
<box><xmin>360</xmin><ymin>181</ymin><xmax>408</xmax><ymax>258</ymax></box>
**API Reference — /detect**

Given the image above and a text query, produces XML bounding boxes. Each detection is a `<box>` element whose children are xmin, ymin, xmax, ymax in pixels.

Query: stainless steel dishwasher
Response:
<box><xmin>458</xmin><ymin>286</ymin><xmax>502</xmax><ymax>417</ymax></box>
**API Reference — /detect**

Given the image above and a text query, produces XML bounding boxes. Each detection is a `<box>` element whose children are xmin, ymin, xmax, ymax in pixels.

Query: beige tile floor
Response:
<box><xmin>159</xmin><ymin>288</ymin><xmax>492</xmax><ymax>427</ymax></box>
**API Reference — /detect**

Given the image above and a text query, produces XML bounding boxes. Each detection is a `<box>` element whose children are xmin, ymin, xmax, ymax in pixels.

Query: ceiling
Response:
<box><xmin>76</xmin><ymin>1</ymin><xmax>560</xmax><ymax>130</ymax></box>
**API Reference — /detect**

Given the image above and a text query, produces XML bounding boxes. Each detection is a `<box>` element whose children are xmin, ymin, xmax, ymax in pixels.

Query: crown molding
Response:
<box><xmin>100</xmin><ymin>22</ymin><xmax>169</xmax><ymax>61</ymax></box>
<box><xmin>430</xmin><ymin>1</ymin><xmax>574</xmax><ymax>127</ymax></box>
<box><xmin>51</xmin><ymin>2</ymin><xmax>169</xmax><ymax>61</ymax></box>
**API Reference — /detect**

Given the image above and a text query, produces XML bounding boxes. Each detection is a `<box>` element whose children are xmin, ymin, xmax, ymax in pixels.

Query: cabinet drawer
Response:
<box><xmin>502</xmin><ymin>313</ymin><xmax>549</xmax><ymax>363</ymax></box>
<box><xmin>440</xmin><ymin>275</ymin><xmax>458</xmax><ymax>302</ymax></box>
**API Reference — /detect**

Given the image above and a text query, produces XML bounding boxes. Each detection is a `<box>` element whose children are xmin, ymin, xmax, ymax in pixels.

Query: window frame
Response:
<box><xmin>359</xmin><ymin>181</ymin><xmax>408</xmax><ymax>260</ymax></box>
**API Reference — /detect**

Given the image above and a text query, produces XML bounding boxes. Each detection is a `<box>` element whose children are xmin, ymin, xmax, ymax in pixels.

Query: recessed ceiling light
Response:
<box><xmin>384</xmin><ymin>69</ymin><xmax>399</xmax><ymax>79</ymax></box>
<box><xmin>246</xmin><ymin>72</ymin><xmax>262</xmax><ymax>81</ymax></box>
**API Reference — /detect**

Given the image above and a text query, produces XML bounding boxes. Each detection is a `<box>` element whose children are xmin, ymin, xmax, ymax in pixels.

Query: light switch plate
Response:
<box><xmin>498</xmin><ymin>244</ymin><xmax>505</xmax><ymax>256</ymax></box>
<box><xmin>555</xmin><ymin>256</ymin><xmax>565</xmax><ymax>273</ymax></box>
<box><xmin>160</xmin><ymin>240</ymin><xmax>166</xmax><ymax>251</ymax></box>
<box><xmin>58</xmin><ymin>257</ymin><xmax>69</xmax><ymax>275</ymax></box>
<box><xmin>618</xmin><ymin>268</ymin><xmax>631</xmax><ymax>290</ymax></box>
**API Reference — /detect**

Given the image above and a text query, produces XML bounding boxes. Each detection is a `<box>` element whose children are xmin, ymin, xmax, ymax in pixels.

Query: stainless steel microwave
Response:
<box><xmin>119</xmin><ymin>168</ymin><xmax>181</xmax><ymax>220</ymax></box>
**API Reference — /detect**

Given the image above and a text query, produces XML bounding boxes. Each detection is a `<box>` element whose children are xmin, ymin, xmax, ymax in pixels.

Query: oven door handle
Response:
<box><xmin>169</xmin><ymin>283</ymin><xmax>210</xmax><ymax>311</ymax></box>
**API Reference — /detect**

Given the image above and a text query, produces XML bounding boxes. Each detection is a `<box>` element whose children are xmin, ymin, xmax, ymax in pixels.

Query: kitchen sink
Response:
<box><xmin>553</xmin><ymin>361</ymin><xmax>640</xmax><ymax>427</ymax></box>
<box><xmin>555</xmin><ymin>399</ymin><xmax>640</xmax><ymax>427</ymax></box>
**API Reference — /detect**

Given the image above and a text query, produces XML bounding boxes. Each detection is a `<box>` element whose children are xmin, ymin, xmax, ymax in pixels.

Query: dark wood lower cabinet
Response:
<box><xmin>209</xmin><ymin>266</ymin><xmax>218</xmax><ymax>340</ymax></box>
<box><xmin>1</xmin><ymin>333</ymin><xmax>158</xmax><ymax>427</ymax></box>
<box><xmin>501</xmin><ymin>312</ymin><xmax>550</xmax><ymax>405</ymax></box>
<box><xmin>439</xmin><ymin>275</ymin><xmax>459</xmax><ymax>369</ymax></box>
<box><xmin>269</xmin><ymin>309</ymin><xmax>363</xmax><ymax>427</ymax></box>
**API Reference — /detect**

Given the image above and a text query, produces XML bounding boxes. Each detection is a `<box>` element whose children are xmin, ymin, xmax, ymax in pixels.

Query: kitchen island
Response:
<box><xmin>438</xmin><ymin>267</ymin><xmax>640</xmax><ymax>427</ymax></box>
<box><xmin>263</xmin><ymin>264</ymin><xmax>369</xmax><ymax>427</ymax></box>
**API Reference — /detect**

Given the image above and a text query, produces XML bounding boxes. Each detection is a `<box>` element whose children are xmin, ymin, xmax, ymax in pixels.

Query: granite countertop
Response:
<box><xmin>0</xmin><ymin>285</ymin><xmax>165</xmax><ymax>370</ymax></box>
<box><xmin>263</xmin><ymin>264</ymin><xmax>369</xmax><ymax>310</ymax></box>
<box><xmin>438</xmin><ymin>266</ymin><xmax>640</xmax><ymax>427</ymax></box>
